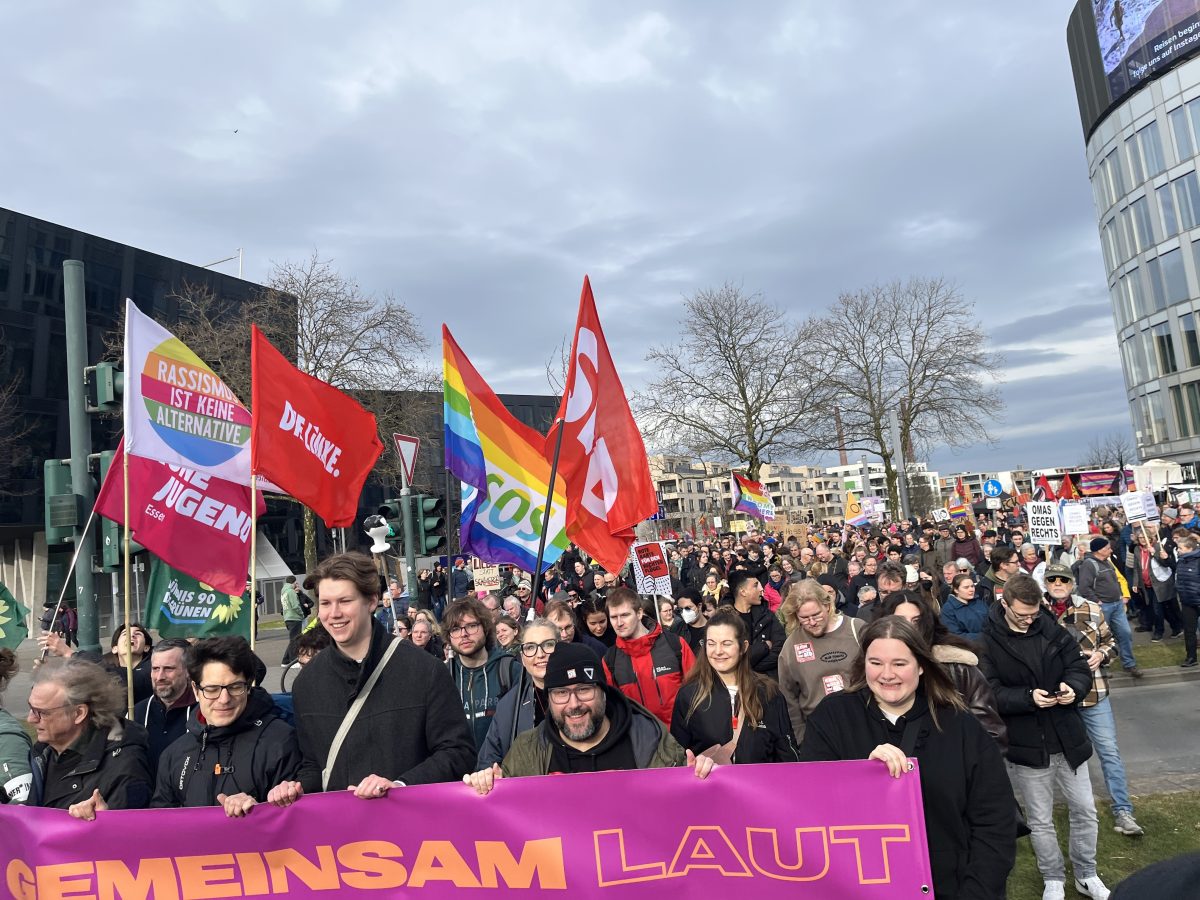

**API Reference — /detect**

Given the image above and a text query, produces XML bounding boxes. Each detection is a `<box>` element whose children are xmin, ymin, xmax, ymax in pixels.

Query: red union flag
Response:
<box><xmin>250</xmin><ymin>327</ymin><xmax>384</xmax><ymax>527</ymax></box>
<box><xmin>549</xmin><ymin>277</ymin><xmax>656</xmax><ymax>573</ymax></box>
<box><xmin>94</xmin><ymin>440</ymin><xmax>265</xmax><ymax>596</ymax></box>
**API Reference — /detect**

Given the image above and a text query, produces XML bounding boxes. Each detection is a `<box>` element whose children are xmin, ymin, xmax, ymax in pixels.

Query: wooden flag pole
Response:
<box><xmin>122</xmin><ymin>441</ymin><xmax>134</xmax><ymax>719</ymax></box>
<box><xmin>249</xmin><ymin>475</ymin><xmax>258</xmax><ymax>651</ymax></box>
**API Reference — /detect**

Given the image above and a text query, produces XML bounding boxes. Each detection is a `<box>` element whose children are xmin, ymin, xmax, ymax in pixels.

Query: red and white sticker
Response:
<box><xmin>822</xmin><ymin>674</ymin><xmax>845</xmax><ymax>695</ymax></box>
<box><xmin>794</xmin><ymin>642</ymin><xmax>815</xmax><ymax>663</ymax></box>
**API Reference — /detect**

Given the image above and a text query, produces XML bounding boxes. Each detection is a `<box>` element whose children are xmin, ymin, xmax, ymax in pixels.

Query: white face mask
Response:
<box><xmin>679</xmin><ymin>608</ymin><xmax>698</xmax><ymax>624</ymax></box>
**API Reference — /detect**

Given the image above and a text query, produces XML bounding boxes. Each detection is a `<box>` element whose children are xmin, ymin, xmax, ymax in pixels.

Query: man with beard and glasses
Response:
<box><xmin>463</xmin><ymin>644</ymin><xmax>716</xmax><ymax>794</ymax></box>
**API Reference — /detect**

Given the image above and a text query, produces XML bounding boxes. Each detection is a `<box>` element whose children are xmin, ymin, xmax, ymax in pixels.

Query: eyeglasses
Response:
<box><xmin>796</xmin><ymin>613</ymin><xmax>826</xmax><ymax>624</ymax></box>
<box><xmin>196</xmin><ymin>681</ymin><xmax>250</xmax><ymax>700</ymax></box>
<box><xmin>448</xmin><ymin>621</ymin><xmax>483</xmax><ymax>637</ymax></box>
<box><xmin>520</xmin><ymin>639</ymin><xmax>558</xmax><ymax>657</ymax></box>
<box><xmin>27</xmin><ymin>703</ymin><xmax>73</xmax><ymax>721</ymax></box>
<box><xmin>1004</xmin><ymin>605</ymin><xmax>1039</xmax><ymax>622</ymax></box>
<box><xmin>1046</xmin><ymin>576</ymin><xmax>1073</xmax><ymax>585</ymax></box>
<box><xmin>548</xmin><ymin>684</ymin><xmax>599</xmax><ymax>704</ymax></box>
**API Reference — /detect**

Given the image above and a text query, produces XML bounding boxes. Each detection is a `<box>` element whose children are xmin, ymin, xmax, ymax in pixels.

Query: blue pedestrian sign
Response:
<box><xmin>983</xmin><ymin>479</ymin><xmax>1002</xmax><ymax>498</ymax></box>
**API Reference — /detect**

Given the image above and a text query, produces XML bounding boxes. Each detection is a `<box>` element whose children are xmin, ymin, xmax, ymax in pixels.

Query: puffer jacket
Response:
<box><xmin>151</xmin><ymin>687</ymin><xmax>301</xmax><ymax>808</ymax></box>
<box><xmin>476</xmin><ymin>669</ymin><xmax>543</xmax><ymax>769</ymax></box>
<box><xmin>30</xmin><ymin>720</ymin><xmax>152</xmax><ymax>809</ymax></box>
<box><xmin>932</xmin><ymin>644</ymin><xmax>1007</xmax><ymax>754</ymax></box>
<box><xmin>1174</xmin><ymin>547</ymin><xmax>1200</xmax><ymax>607</ymax></box>
<box><xmin>602</xmin><ymin>624</ymin><xmax>695</xmax><ymax>726</ymax></box>
<box><xmin>0</xmin><ymin>707</ymin><xmax>32</xmax><ymax>804</ymax></box>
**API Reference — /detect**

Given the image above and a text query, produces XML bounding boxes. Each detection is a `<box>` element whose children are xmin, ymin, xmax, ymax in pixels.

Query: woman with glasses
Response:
<box><xmin>409</xmin><ymin>611</ymin><xmax>444</xmax><ymax>659</ymax></box>
<box><xmin>0</xmin><ymin>648</ymin><xmax>31</xmax><ymax>804</ymax></box>
<box><xmin>670</xmin><ymin>609</ymin><xmax>798</xmax><ymax>764</ymax></box>
<box><xmin>475</xmin><ymin>619</ymin><xmax>559</xmax><ymax>769</ymax></box>
<box><xmin>777</xmin><ymin>579</ymin><xmax>864</xmax><ymax>742</ymax></box>
<box><xmin>393</xmin><ymin>614</ymin><xmax>413</xmax><ymax>640</ymax></box>
<box><xmin>152</xmin><ymin>636</ymin><xmax>301</xmax><ymax>815</ymax></box>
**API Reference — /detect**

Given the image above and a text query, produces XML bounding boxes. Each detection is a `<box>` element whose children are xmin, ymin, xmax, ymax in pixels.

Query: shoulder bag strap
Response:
<box><xmin>322</xmin><ymin>639</ymin><xmax>402</xmax><ymax>791</ymax></box>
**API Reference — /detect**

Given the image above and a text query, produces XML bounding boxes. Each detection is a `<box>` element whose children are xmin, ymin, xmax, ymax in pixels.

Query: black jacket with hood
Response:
<box><xmin>670</xmin><ymin>679</ymin><xmax>799</xmax><ymax>764</ymax></box>
<box><xmin>151</xmin><ymin>687</ymin><xmax>301</xmax><ymax>807</ymax></box>
<box><xmin>30</xmin><ymin>719</ymin><xmax>152</xmax><ymax>810</ymax></box>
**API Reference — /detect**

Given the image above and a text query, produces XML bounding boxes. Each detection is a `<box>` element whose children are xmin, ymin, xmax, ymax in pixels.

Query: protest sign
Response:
<box><xmin>1059</xmin><ymin>502</ymin><xmax>1091</xmax><ymax>536</ymax></box>
<box><xmin>470</xmin><ymin>558</ymin><xmax>502</xmax><ymax>592</ymax></box>
<box><xmin>1119</xmin><ymin>491</ymin><xmax>1147</xmax><ymax>523</ymax></box>
<box><xmin>0</xmin><ymin>761</ymin><xmax>933</xmax><ymax>899</ymax></box>
<box><xmin>630</xmin><ymin>542</ymin><xmax>672</xmax><ymax>596</ymax></box>
<box><xmin>931</xmin><ymin>508</ymin><xmax>950</xmax><ymax>522</ymax></box>
<box><xmin>1026</xmin><ymin>501</ymin><xmax>1062</xmax><ymax>545</ymax></box>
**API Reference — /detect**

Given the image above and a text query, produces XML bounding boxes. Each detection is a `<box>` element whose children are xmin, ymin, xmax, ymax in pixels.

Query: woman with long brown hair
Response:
<box><xmin>800</xmin><ymin>616</ymin><xmax>1015</xmax><ymax>899</ymax></box>
<box><xmin>670</xmin><ymin>609</ymin><xmax>797</xmax><ymax>764</ymax></box>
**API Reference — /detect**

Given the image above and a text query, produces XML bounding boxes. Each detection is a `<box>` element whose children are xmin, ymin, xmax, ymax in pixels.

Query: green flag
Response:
<box><xmin>144</xmin><ymin>557</ymin><xmax>252</xmax><ymax>640</ymax></box>
<box><xmin>0</xmin><ymin>581</ymin><xmax>29</xmax><ymax>650</ymax></box>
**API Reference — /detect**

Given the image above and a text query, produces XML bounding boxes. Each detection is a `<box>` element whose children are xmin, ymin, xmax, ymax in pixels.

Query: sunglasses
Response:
<box><xmin>1046</xmin><ymin>576</ymin><xmax>1073</xmax><ymax>585</ymax></box>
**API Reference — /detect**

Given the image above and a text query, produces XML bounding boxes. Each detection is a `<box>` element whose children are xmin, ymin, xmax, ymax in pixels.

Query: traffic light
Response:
<box><xmin>90</xmin><ymin>450</ymin><xmax>142</xmax><ymax>571</ymax></box>
<box><xmin>44</xmin><ymin>459</ymin><xmax>78</xmax><ymax>546</ymax></box>
<box><xmin>378</xmin><ymin>499</ymin><xmax>404</xmax><ymax>539</ymax></box>
<box><xmin>85</xmin><ymin>362</ymin><xmax>123</xmax><ymax>412</ymax></box>
<box><xmin>413</xmin><ymin>494</ymin><xmax>445</xmax><ymax>554</ymax></box>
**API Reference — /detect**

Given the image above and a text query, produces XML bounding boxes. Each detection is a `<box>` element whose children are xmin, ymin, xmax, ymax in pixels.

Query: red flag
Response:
<box><xmin>251</xmin><ymin>326</ymin><xmax>384</xmax><ymax>527</ymax></box>
<box><xmin>1034</xmin><ymin>475</ymin><xmax>1057</xmax><ymax>502</ymax></box>
<box><xmin>94</xmin><ymin>440</ymin><xmax>265</xmax><ymax>595</ymax></box>
<box><xmin>548</xmin><ymin>277</ymin><xmax>657</xmax><ymax>573</ymax></box>
<box><xmin>1058</xmin><ymin>475</ymin><xmax>1080</xmax><ymax>500</ymax></box>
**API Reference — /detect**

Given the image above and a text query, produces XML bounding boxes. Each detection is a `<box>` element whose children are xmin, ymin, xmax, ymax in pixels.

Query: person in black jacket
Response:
<box><xmin>476</xmin><ymin>619</ymin><xmax>558</xmax><ymax>768</ymax></box>
<box><xmin>267</xmin><ymin>553</ymin><xmax>477</xmax><ymax>809</ymax></box>
<box><xmin>27</xmin><ymin>658</ymin><xmax>152</xmax><ymax>817</ymax></box>
<box><xmin>670</xmin><ymin>609</ymin><xmax>797</xmax><ymax>764</ymax></box>
<box><xmin>132</xmin><ymin>638</ymin><xmax>198</xmax><ymax>779</ymax></box>
<box><xmin>152</xmin><ymin>636</ymin><xmax>301</xmax><ymax>816</ymax></box>
<box><xmin>979</xmin><ymin>573</ymin><xmax>1108</xmax><ymax>900</ymax></box>
<box><xmin>800</xmin><ymin>616</ymin><xmax>1016</xmax><ymax>900</ymax></box>
<box><xmin>727</xmin><ymin>569</ymin><xmax>785</xmax><ymax>679</ymax></box>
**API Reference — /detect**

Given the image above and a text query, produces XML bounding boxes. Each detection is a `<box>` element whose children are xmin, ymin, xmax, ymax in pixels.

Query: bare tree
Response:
<box><xmin>1079</xmin><ymin>431</ymin><xmax>1138</xmax><ymax>468</ymax></box>
<box><xmin>807</xmin><ymin>278</ymin><xmax>1004</xmax><ymax>515</ymax></box>
<box><xmin>0</xmin><ymin>332</ymin><xmax>34</xmax><ymax>495</ymax></box>
<box><xmin>633</xmin><ymin>283</ymin><xmax>838</xmax><ymax>480</ymax></box>
<box><xmin>107</xmin><ymin>253</ymin><xmax>432</xmax><ymax>568</ymax></box>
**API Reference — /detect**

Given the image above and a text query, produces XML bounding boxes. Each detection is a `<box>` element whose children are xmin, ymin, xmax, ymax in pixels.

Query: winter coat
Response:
<box><xmin>952</xmin><ymin>537</ymin><xmax>983</xmax><ymax>568</ymax></box>
<box><xmin>932</xmin><ymin>644</ymin><xmax>1007</xmax><ymax>753</ymax></box>
<box><xmin>291</xmin><ymin>619</ymin><xmax>476</xmax><ymax>791</ymax></box>
<box><xmin>979</xmin><ymin>604</ymin><xmax>1093</xmax><ymax>770</ymax></box>
<box><xmin>777</xmin><ymin>614</ymin><xmax>864</xmax><ymax>741</ymax></box>
<box><xmin>476</xmin><ymin>669</ymin><xmax>546</xmax><ymax>769</ymax></box>
<box><xmin>940</xmin><ymin>594</ymin><xmax>990</xmax><ymax>643</ymax></box>
<box><xmin>739</xmin><ymin>602</ymin><xmax>787</xmax><ymax>678</ymax></box>
<box><xmin>132</xmin><ymin>693</ymin><xmax>199</xmax><ymax>779</ymax></box>
<box><xmin>603</xmin><ymin>623</ymin><xmax>695</xmax><ymax>727</ymax></box>
<box><xmin>800</xmin><ymin>690</ymin><xmax>1016</xmax><ymax>900</ymax></box>
<box><xmin>1076</xmin><ymin>553</ymin><xmax>1123</xmax><ymax>605</ymax></box>
<box><xmin>151</xmin><ymin>688</ymin><xmax>301</xmax><ymax>807</ymax></box>
<box><xmin>0</xmin><ymin>707</ymin><xmax>32</xmax><ymax>804</ymax></box>
<box><xmin>670</xmin><ymin>680</ymin><xmax>799</xmax><ymax>764</ymax></box>
<box><xmin>1177</xmin><ymin>547</ymin><xmax>1200</xmax><ymax>607</ymax></box>
<box><xmin>448</xmin><ymin>647</ymin><xmax>523</xmax><ymax>751</ymax></box>
<box><xmin>281</xmin><ymin>584</ymin><xmax>304</xmax><ymax>622</ymax></box>
<box><xmin>29</xmin><ymin>720</ymin><xmax>152</xmax><ymax>810</ymax></box>
<box><xmin>934</xmin><ymin>536</ymin><xmax>956</xmax><ymax>570</ymax></box>
<box><xmin>500</xmin><ymin>686</ymin><xmax>683</xmax><ymax>776</ymax></box>
<box><xmin>450</xmin><ymin>567</ymin><xmax>473</xmax><ymax>598</ymax></box>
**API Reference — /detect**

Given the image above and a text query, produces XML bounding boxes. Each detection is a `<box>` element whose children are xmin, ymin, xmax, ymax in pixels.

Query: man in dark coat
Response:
<box><xmin>132</xmin><ymin>638</ymin><xmax>198</xmax><ymax>778</ymax></box>
<box><xmin>979</xmin><ymin>573</ymin><xmax>1108</xmax><ymax>900</ymax></box>
<box><xmin>728</xmin><ymin>569</ymin><xmax>785</xmax><ymax>679</ymax></box>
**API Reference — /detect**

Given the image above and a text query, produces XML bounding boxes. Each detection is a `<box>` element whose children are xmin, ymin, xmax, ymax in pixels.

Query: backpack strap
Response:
<box><xmin>321</xmin><ymin>640</ymin><xmax>402</xmax><ymax>791</ymax></box>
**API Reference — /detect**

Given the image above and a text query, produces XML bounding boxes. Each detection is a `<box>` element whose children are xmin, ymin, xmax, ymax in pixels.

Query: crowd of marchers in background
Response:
<box><xmin>6</xmin><ymin>501</ymin><xmax>1200</xmax><ymax>900</ymax></box>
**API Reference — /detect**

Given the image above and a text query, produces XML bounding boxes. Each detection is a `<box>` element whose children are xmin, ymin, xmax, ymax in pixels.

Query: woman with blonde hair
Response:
<box><xmin>776</xmin><ymin>579</ymin><xmax>863</xmax><ymax>741</ymax></box>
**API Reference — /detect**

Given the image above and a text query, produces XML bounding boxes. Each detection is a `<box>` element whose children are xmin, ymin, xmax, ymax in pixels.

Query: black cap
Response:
<box><xmin>543</xmin><ymin>643</ymin><xmax>604</xmax><ymax>691</ymax></box>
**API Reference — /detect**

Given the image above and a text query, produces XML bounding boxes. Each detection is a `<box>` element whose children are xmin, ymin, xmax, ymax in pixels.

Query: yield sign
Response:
<box><xmin>392</xmin><ymin>433</ymin><xmax>420</xmax><ymax>485</ymax></box>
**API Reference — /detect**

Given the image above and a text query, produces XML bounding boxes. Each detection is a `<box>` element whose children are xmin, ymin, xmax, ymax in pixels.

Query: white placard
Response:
<box><xmin>629</xmin><ymin>542</ymin><xmax>673</xmax><ymax>597</ymax></box>
<box><xmin>932</xmin><ymin>508</ymin><xmax>951</xmax><ymax>522</ymax></box>
<box><xmin>1120</xmin><ymin>491</ymin><xmax>1149</xmax><ymax>523</ymax></box>
<box><xmin>986</xmin><ymin>497</ymin><xmax>1001</xmax><ymax>510</ymax></box>
<box><xmin>1026</xmin><ymin>501</ymin><xmax>1062</xmax><ymax>545</ymax></box>
<box><xmin>1059</xmin><ymin>502</ymin><xmax>1091</xmax><ymax>536</ymax></box>
<box><xmin>470</xmin><ymin>559</ymin><xmax>502</xmax><ymax>592</ymax></box>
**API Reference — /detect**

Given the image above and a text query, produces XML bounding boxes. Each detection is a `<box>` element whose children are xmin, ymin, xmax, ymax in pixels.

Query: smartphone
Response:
<box><xmin>1052</xmin><ymin>690</ymin><xmax>1070</xmax><ymax>697</ymax></box>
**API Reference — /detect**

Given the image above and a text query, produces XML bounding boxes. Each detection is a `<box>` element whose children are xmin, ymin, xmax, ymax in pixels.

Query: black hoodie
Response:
<box><xmin>547</xmin><ymin>686</ymin><xmax>638</xmax><ymax>773</ymax></box>
<box><xmin>151</xmin><ymin>687</ymin><xmax>300</xmax><ymax>807</ymax></box>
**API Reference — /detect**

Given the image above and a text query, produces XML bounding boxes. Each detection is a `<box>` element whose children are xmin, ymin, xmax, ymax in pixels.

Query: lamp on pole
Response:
<box><xmin>202</xmin><ymin>248</ymin><xmax>244</xmax><ymax>279</ymax></box>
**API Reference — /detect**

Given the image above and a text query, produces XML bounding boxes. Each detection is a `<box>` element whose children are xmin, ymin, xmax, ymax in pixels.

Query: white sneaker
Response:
<box><xmin>1043</xmin><ymin>881</ymin><xmax>1065</xmax><ymax>900</ymax></box>
<box><xmin>1074</xmin><ymin>875</ymin><xmax>1110</xmax><ymax>900</ymax></box>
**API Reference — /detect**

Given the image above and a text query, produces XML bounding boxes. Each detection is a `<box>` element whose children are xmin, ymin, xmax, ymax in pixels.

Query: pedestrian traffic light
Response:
<box><xmin>85</xmin><ymin>362</ymin><xmax>123</xmax><ymax>412</ymax></box>
<box><xmin>90</xmin><ymin>450</ymin><xmax>142</xmax><ymax>571</ymax></box>
<box><xmin>44</xmin><ymin>459</ymin><xmax>78</xmax><ymax>546</ymax></box>
<box><xmin>413</xmin><ymin>494</ymin><xmax>445</xmax><ymax>554</ymax></box>
<box><xmin>378</xmin><ymin>499</ymin><xmax>404</xmax><ymax>539</ymax></box>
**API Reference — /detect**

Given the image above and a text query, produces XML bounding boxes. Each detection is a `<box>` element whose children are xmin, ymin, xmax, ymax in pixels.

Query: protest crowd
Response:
<box><xmin>6</xmin><ymin>498</ymin><xmax>1200</xmax><ymax>900</ymax></box>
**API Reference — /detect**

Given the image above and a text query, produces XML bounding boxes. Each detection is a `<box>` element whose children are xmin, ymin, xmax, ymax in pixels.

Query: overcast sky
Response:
<box><xmin>2</xmin><ymin>1</ymin><xmax>1127</xmax><ymax>476</ymax></box>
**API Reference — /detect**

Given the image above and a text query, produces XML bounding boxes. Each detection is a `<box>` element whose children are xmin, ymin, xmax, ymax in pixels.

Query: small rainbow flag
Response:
<box><xmin>732</xmin><ymin>472</ymin><xmax>776</xmax><ymax>521</ymax></box>
<box><xmin>443</xmin><ymin>326</ymin><xmax>568</xmax><ymax>571</ymax></box>
<box><xmin>948</xmin><ymin>504</ymin><xmax>968</xmax><ymax>520</ymax></box>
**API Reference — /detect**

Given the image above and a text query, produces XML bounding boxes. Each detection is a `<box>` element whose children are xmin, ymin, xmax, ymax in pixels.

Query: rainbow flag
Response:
<box><xmin>443</xmin><ymin>326</ymin><xmax>568</xmax><ymax>571</ymax></box>
<box><xmin>731</xmin><ymin>472</ymin><xmax>776</xmax><ymax>521</ymax></box>
<box><xmin>948</xmin><ymin>504</ymin><xmax>968</xmax><ymax>520</ymax></box>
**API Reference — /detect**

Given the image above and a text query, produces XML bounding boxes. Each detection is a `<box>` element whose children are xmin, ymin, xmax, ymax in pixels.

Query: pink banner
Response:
<box><xmin>0</xmin><ymin>761</ymin><xmax>932</xmax><ymax>899</ymax></box>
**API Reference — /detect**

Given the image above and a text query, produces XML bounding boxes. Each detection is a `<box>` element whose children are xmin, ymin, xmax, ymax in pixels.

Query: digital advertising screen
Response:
<box><xmin>1096</xmin><ymin>0</ymin><xmax>1200</xmax><ymax>101</ymax></box>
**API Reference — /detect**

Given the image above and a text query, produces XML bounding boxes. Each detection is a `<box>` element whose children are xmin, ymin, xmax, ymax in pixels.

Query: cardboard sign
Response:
<box><xmin>931</xmin><ymin>508</ymin><xmax>951</xmax><ymax>522</ymax></box>
<box><xmin>471</xmin><ymin>558</ymin><xmax>502</xmax><ymax>592</ymax></box>
<box><xmin>629</xmin><ymin>542</ymin><xmax>673</xmax><ymax>596</ymax></box>
<box><xmin>1059</xmin><ymin>502</ymin><xmax>1091</xmax><ymax>536</ymax></box>
<box><xmin>1119</xmin><ymin>490</ymin><xmax>1158</xmax><ymax>523</ymax></box>
<box><xmin>1026</xmin><ymin>501</ymin><xmax>1062</xmax><ymax>545</ymax></box>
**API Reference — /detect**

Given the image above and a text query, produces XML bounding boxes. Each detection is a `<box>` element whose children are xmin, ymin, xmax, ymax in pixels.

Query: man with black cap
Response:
<box><xmin>1077</xmin><ymin>537</ymin><xmax>1142</xmax><ymax>678</ymax></box>
<box><xmin>463</xmin><ymin>643</ymin><xmax>715</xmax><ymax>793</ymax></box>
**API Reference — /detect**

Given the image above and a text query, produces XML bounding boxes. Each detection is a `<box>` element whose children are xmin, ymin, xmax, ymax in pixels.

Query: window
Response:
<box><xmin>1154</xmin><ymin>321</ymin><xmax>1179</xmax><ymax>374</ymax></box>
<box><xmin>1130</xmin><ymin>196</ymin><xmax>1155</xmax><ymax>249</ymax></box>
<box><xmin>1177</xmin><ymin>171</ymin><xmax>1200</xmax><ymax>230</ymax></box>
<box><xmin>1144</xmin><ymin>328</ymin><xmax>1161</xmax><ymax>378</ymax></box>
<box><xmin>1126</xmin><ymin>267</ymin><xmax>1146</xmax><ymax>321</ymax></box>
<box><xmin>1182</xmin><ymin>312</ymin><xmax>1200</xmax><ymax>367</ymax></box>
<box><xmin>1172</xmin><ymin>107</ymin><xmax>1195</xmax><ymax>160</ymax></box>
<box><xmin>1171</xmin><ymin>384</ymin><xmax>1192</xmax><ymax>436</ymax></box>
<box><xmin>1189</xmin><ymin>382</ymin><xmax>1200</xmax><ymax>436</ymax></box>
<box><xmin>1147</xmin><ymin>391</ymin><xmax>1169</xmax><ymax>442</ymax></box>
<box><xmin>1128</xmin><ymin>134</ymin><xmax>1145</xmax><ymax>184</ymax></box>
<box><xmin>1160</xmin><ymin>248</ymin><xmax>1189</xmax><ymax>304</ymax></box>
<box><xmin>1139</xmin><ymin>122</ymin><xmax>1167</xmax><ymax>177</ymax></box>
<box><xmin>1126</xmin><ymin>332</ymin><xmax>1148</xmax><ymax>382</ymax></box>
<box><xmin>1106</xmin><ymin>149</ymin><xmax>1126</xmax><ymax>197</ymax></box>
<box><xmin>1159</xmin><ymin>183</ymin><xmax>1179</xmax><ymax>236</ymax></box>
